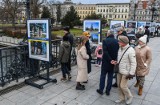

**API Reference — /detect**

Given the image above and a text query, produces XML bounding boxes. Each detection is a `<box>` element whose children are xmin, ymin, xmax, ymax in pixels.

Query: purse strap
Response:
<box><xmin>118</xmin><ymin>47</ymin><xmax>130</xmax><ymax>63</ymax></box>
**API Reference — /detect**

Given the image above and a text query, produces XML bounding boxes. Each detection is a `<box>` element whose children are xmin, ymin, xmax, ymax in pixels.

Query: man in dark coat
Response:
<box><xmin>97</xmin><ymin>30</ymin><xmax>119</xmax><ymax>95</ymax></box>
<box><xmin>144</xmin><ymin>26</ymin><xmax>150</xmax><ymax>43</ymax></box>
<box><xmin>63</xmin><ymin>26</ymin><xmax>74</xmax><ymax>72</ymax></box>
<box><xmin>83</xmin><ymin>31</ymin><xmax>92</xmax><ymax>74</ymax></box>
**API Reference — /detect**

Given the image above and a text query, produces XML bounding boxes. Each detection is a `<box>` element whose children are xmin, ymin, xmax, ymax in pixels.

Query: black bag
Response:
<box><xmin>98</xmin><ymin>49</ymin><xmax>102</xmax><ymax>54</ymax></box>
<box><xmin>114</xmin><ymin>63</ymin><xmax>119</xmax><ymax>73</ymax></box>
<box><xmin>114</xmin><ymin>47</ymin><xmax>130</xmax><ymax>73</ymax></box>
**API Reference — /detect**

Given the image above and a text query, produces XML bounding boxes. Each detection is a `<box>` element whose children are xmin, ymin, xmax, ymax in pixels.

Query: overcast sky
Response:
<box><xmin>50</xmin><ymin>0</ymin><xmax>131</xmax><ymax>4</ymax></box>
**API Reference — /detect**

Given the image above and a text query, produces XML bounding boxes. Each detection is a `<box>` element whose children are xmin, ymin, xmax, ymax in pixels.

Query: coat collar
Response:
<box><xmin>106</xmin><ymin>34</ymin><xmax>114</xmax><ymax>38</ymax></box>
<box><xmin>121</xmin><ymin>44</ymin><xmax>130</xmax><ymax>50</ymax></box>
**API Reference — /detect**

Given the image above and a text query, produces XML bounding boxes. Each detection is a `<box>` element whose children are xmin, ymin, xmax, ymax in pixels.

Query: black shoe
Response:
<box><xmin>96</xmin><ymin>89</ymin><xmax>103</xmax><ymax>95</ymax></box>
<box><xmin>76</xmin><ymin>85</ymin><xmax>85</xmax><ymax>90</ymax></box>
<box><xmin>106</xmin><ymin>91</ymin><xmax>110</xmax><ymax>96</ymax></box>
<box><xmin>80</xmin><ymin>84</ymin><xmax>85</xmax><ymax>88</ymax></box>
<box><xmin>83</xmin><ymin>80</ymin><xmax>88</xmax><ymax>83</ymax></box>
<box><xmin>112</xmin><ymin>83</ymin><xmax>118</xmax><ymax>87</ymax></box>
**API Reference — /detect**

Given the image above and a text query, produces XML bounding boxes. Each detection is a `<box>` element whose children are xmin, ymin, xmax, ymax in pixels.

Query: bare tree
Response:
<box><xmin>30</xmin><ymin>0</ymin><xmax>45</xmax><ymax>18</ymax></box>
<box><xmin>0</xmin><ymin>0</ymin><xmax>21</xmax><ymax>26</ymax></box>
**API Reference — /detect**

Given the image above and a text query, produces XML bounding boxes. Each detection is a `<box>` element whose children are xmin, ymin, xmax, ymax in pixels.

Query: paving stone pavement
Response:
<box><xmin>1</xmin><ymin>37</ymin><xmax>160</xmax><ymax>105</ymax></box>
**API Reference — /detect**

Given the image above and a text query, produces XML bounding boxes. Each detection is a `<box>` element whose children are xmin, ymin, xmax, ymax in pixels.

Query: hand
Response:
<box><xmin>111</xmin><ymin>60</ymin><xmax>117</xmax><ymax>65</ymax></box>
<box><xmin>126</xmin><ymin>74</ymin><xmax>135</xmax><ymax>80</ymax></box>
<box><xmin>144</xmin><ymin>63</ymin><xmax>147</xmax><ymax>67</ymax></box>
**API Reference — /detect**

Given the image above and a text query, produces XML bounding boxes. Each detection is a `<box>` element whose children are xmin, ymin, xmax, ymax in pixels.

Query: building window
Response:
<box><xmin>98</xmin><ymin>9</ymin><xmax>99</xmax><ymax>12</ymax></box>
<box><xmin>122</xmin><ymin>9</ymin><xmax>123</xmax><ymax>13</ymax></box>
<box><xmin>106</xmin><ymin>9</ymin><xmax>108</xmax><ymax>12</ymax></box>
<box><xmin>103</xmin><ymin>9</ymin><xmax>105</xmax><ymax>12</ymax></box>
<box><xmin>118</xmin><ymin>15</ymin><xmax>120</xmax><ymax>18</ymax></box>
<box><xmin>115</xmin><ymin>9</ymin><xmax>117</xmax><ymax>12</ymax></box>
<box><xmin>109</xmin><ymin>14</ymin><xmax>112</xmax><ymax>18</ymax></box>
<box><xmin>122</xmin><ymin>15</ymin><xmax>123</xmax><ymax>18</ymax></box>
<box><xmin>125</xmin><ymin>9</ymin><xmax>127</xmax><ymax>12</ymax></box>
<box><xmin>115</xmin><ymin>15</ymin><xmax>117</xmax><ymax>18</ymax></box>
<box><xmin>125</xmin><ymin>15</ymin><xmax>127</xmax><ymax>18</ymax></box>
<box><xmin>101</xmin><ymin>9</ymin><xmax>102</xmax><ymax>12</ymax></box>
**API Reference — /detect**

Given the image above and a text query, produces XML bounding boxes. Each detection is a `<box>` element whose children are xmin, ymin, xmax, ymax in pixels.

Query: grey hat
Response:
<box><xmin>118</xmin><ymin>36</ymin><xmax>129</xmax><ymax>44</ymax></box>
<box><xmin>117</xmin><ymin>27</ymin><xmax>123</xmax><ymax>32</ymax></box>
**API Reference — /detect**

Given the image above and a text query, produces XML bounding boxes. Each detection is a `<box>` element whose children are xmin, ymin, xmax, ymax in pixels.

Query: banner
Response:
<box><xmin>27</xmin><ymin>19</ymin><xmax>50</xmax><ymax>61</ymax></box>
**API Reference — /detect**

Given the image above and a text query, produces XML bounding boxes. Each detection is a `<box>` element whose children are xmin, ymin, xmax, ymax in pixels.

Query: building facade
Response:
<box><xmin>96</xmin><ymin>3</ymin><xmax>130</xmax><ymax>22</ymax></box>
<box><xmin>74</xmin><ymin>4</ymin><xmax>96</xmax><ymax>20</ymax></box>
<box><xmin>129</xmin><ymin>0</ymin><xmax>160</xmax><ymax>22</ymax></box>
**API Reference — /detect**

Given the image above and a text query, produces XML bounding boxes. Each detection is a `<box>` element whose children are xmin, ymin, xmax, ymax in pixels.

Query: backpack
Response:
<box><xmin>98</xmin><ymin>49</ymin><xmax>102</xmax><ymax>55</ymax></box>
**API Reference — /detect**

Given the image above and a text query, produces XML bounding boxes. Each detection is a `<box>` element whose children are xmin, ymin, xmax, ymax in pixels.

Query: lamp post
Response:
<box><xmin>26</xmin><ymin>0</ymin><xmax>30</xmax><ymax>19</ymax></box>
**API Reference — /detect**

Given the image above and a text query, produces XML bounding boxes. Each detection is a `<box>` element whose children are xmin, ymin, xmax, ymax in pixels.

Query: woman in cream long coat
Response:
<box><xmin>76</xmin><ymin>36</ymin><xmax>89</xmax><ymax>90</ymax></box>
<box><xmin>134</xmin><ymin>35</ymin><xmax>152</xmax><ymax>96</ymax></box>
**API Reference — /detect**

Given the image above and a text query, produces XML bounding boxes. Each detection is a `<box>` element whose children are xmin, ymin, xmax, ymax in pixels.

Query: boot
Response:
<box><xmin>134</xmin><ymin>80</ymin><xmax>140</xmax><ymax>87</ymax></box>
<box><xmin>138</xmin><ymin>86</ymin><xmax>143</xmax><ymax>96</ymax></box>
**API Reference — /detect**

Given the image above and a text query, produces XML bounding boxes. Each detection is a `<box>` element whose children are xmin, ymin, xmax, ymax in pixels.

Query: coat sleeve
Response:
<box><xmin>128</xmin><ymin>48</ymin><xmax>137</xmax><ymax>75</ymax></box>
<box><xmin>80</xmin><ymin>46</ymin><xmax>89</xmax><ymax>60</ymax></box>
<box><xmin>58</xmin><ymin>45</ymin><xmax>64</xmax><ymax>62</ymax></box>
<box><xmin>146</xmin><ymin>47</ymin><xmax>152</xmax><ymax>67</ymax></box>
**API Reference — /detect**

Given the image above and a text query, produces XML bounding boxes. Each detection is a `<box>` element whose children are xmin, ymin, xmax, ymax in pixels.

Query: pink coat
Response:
<box><xmin>95</xmin><ymin>46</ymin><xmax>103</xmax><ymax>58</ymax></box>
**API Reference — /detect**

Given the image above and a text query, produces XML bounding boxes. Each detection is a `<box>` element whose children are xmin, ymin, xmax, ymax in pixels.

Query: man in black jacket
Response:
<box><xmin>63</xmin><ymin>26</ymin><xmax>74</xmax><ymax>72</ymax></box>
<box><xmin>97</xmin><ymin>30</ymin><xmax>119</xmax><ymax>95</ymax></box>
<box><xmin>144</xmin><ymin>26</ymin><xmax>150</xmax><ymax>43</ymax></box>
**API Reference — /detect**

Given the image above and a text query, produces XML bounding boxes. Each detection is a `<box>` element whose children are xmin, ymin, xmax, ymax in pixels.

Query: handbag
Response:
<box><xmin>114</xmin><ymin>47</ymin><xmax>130</xmax><ymax>73</ymax></box>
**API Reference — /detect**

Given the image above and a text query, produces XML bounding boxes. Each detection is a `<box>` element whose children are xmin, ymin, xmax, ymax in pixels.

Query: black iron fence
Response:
<box><xmin>0</xmin><ymin>39</ymin><xmax>77</xmax><ymax>87</ymax></box>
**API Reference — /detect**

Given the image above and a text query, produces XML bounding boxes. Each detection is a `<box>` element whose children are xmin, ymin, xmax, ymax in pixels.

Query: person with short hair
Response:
<box><xmin>63</xmin><ymin>26</ymin><xmax>74</xmax><ymax>72</ymax></box>
<box><xmin>96</xmin><ymin>30</ymin><xmax>119</xmax><ymax>96</ymax></box>
<box><xmin>59</xmin><ymin>35</ymin><xmax>71</xmax><ymax>81</ymax></box>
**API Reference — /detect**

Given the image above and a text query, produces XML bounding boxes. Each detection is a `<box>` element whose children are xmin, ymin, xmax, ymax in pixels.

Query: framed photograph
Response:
<box><xmin>126</xmin><ymin>21</ymin><xmax>137</xmax><ymax>35</ymax></box>
<box><xmin>27</xmin><ymin>19</ymin><xmax>51</xmax><ymax>61</ymax></box>
<box><xmin>27</xmin><ymin>20</ymin><xmax>49</xmax><ymax>40</ymax></box>
<box><xmin>110</xmin><ymin>20</ymin><xmax>125</xmax><ymax>30</ymax></box>
<box><xmin>146</xmin><ymin>22</ymin><xmax>151</xmax><ymax>27</ymax></box>
<box><xmin>137</xmin><ymin>21</ymin><xmax>146</xmax><ymax>28</ymax></box>
<box><xmin>83</xmin><ymin>20</ymin><xmax>101</xmax><ymax>44</ymax></box>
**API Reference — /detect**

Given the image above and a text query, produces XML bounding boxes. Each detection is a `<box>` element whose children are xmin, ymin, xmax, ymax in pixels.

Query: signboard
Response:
<box><xmin>83</xmin><ymin>20</ymin><xmax>101</xmax><ymax>44</ymax></box>
<box><xmin>146</xmin><ymin>22</ymin><xmax>151</xmax><ymax>27</ymax></box>
<box><xmin>126</xmin><ymin>21</ymin><xmax>137</xmax><ymax>36</ymax></box>
<box><xmin>27</xmin><ymin>19</ymin><xmax>50</xmax><ymax>61</ymax></box>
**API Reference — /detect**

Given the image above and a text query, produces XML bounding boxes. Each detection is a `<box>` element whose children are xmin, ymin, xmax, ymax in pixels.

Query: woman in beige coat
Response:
<box><xmin>135</xmin><ymin>35</ymin><xmax>152</xmax><ymax>96</ymax></box>
<box><xmin>76</xmin><ymin>36</ymin><xmax>89</xmax><ymax>90</ymax></box>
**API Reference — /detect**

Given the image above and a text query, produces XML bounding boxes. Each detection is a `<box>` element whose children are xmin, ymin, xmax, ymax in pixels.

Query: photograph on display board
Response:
<box><xmin>151</xmin><ymin>22</ymin><xmax>156</xmax><ymax>27</ymax></box>
<box><xmin>137</xmin><ymin>21</ymin><xmax>146</xmax><ymax>28</ymax></box>
<box><xmin>110</xmin><ymin>20</ymin><xmax>125</xmax><ymax>30</ymax></box>
<box><xmin>28</xmin><ymin>40</ymin><xmax>49</xmax><ymax>61</ymax></box>
<box><xmin>83</xmin><ymin>20</ymin><xmax>101</xmax><ymax>43</ymax></box>
<box><xmin>146</xmin><ymin>22</ymin><xmax>151</xmax><ymax>27</ymax></box>
<box><xmin>27</xmin><ymin>20</ymin><xmax>49</xmax><ymax>40</ymax></box>
<box><xmin>126</xmin><ymin>21</ymin><xmax>137</xmax><ymax>35</ymax></box>
<box><xmin>27</xmin><ymin>19</ymin><xmax>50</xmax><ymax>61</ymax></box>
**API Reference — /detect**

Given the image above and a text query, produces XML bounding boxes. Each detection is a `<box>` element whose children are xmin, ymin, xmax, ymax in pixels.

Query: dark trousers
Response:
<box><xmin>61</xmin><ymin>63</ymin><xmax>70</xmax><ymax>78</ymax></box>
<box><xmin>97</xmin><ymin>58</ymin><xmax>102</xmax><ymax>65</ymax></box>
<box><xmin>99</xmin><ymin>69</ymin><xmax>114</xmax><ymax>93</ymax></box>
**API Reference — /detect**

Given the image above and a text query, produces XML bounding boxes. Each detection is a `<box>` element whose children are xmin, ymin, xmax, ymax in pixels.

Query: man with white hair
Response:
<box><xmin>97</xmin><ymin>30</ymin><xmax>119</xmax><ymax>96</ymax></box>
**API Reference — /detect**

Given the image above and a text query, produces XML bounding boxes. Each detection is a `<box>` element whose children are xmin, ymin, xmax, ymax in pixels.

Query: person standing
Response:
<box><xmin>144</xmin><ymin>26</ymin><xmax>150</xmax><ymax>43</ymax></box>
<box><xmin>94</xmin><ymin>43</ymin><xmax>103</xmax><ymax>67</ymax></box>
<box><xmin>115</xmin><ymin>36</ymin><xmax>137</xmax><ymax>105</ymax></box>
<box><xmin>134</xmin><ymin>35</ymin><xmax>152</xmax><ymax>96</ymax></box>
<box><xmin>58</xmin><ymin>35</ymin><xmax>71</xmax><ymax>81</ymax></box>
<box><xmin>75</xmin><ymin>36</ymin><xmax>89</xmax><ymax>90</ymax></box>
<box><xmin>83</xmin><ymin>31</ymin><xmax>92</xmax><ymax>74</ymax></box>
<box><xmin>96</xmin><ymin>30</ymin><xmax>119</xmax><ymax>95</ymax></box>
<box><xmin>63</xmin><ymin>26</ymin><xmax>74</xmax><ymax>72</ymax></box>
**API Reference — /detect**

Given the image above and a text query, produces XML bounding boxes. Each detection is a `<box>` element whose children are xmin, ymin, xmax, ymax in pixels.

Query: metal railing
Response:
<box><xmin>0</xmin><ymin>39</ymin><xmax>77</xmax><ymax>87</ymax></box>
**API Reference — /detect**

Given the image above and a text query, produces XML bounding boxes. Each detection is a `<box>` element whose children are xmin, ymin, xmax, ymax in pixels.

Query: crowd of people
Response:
<box><xmin>58</xmin><ymin>26</ymin><xmax>152</xmax><ymax>105</ymax></box>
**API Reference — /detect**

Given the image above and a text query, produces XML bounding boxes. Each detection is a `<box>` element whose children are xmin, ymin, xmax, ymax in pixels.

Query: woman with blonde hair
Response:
<box><xmin>75</xmin><ymin>36</ymin><xmax>89</xmax><ymax>90</ymax></box>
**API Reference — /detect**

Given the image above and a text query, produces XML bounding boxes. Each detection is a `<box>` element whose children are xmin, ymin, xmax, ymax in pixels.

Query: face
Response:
<box><xmin>138</xmin><ymin>40</ymin><xmax>144</xmax><ymax>45</ymax></box>
<box><xmin>117</xmin><ymin>30</ymin><xmax>122</xmax><ymax>35</ymax></box>
<box><xmin>86</xmin><ymin>36</ymin><xmax>90</xmax><ymax>40</ymax></box>
<box><xmin>118</xmin><ymin>41</ymin><xmax>126</xmax><ymax>47</ymax></box>
<box><xmin>64</xmin><ymin>30</ymin><xmax>68</xmax><ymax>34</ymax></box>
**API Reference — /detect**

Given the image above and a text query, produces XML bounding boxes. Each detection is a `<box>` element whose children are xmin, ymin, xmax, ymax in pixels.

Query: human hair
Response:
<box><xmin>77</xmin><ymin>36</ymin><xmax>87</xmax><ymax>50</ymax></box>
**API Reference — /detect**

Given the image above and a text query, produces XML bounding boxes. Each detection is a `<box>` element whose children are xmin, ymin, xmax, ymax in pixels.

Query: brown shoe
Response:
<box><xmin>138</xmin><ymin>86</ymin><xmax>143</xmax><ymax>96</ymax></box>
